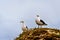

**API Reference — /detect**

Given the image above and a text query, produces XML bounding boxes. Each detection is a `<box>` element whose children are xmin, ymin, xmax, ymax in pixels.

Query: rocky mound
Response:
<box><xmin>15</xmin><ymin>28</ymin><xmax>60</xmax><ymax>40</ymax></box>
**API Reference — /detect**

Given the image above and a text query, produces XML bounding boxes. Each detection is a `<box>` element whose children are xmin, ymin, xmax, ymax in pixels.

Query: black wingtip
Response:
<box><xmin>45</xmin><ymin>24</ymin><xmax>47</xmax><ymax>25</ymax></box>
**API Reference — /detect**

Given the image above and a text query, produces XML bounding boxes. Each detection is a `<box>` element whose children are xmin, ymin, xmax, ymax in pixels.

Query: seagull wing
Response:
<box><xmin>26</xmin><ymin>26</ymin><xmax>28</xmax><ymax>29</ymax></box>
<box><xmin>40</xmin><ymin>19</ymin><xmax>47</xmax><ymax>25</ymax></box>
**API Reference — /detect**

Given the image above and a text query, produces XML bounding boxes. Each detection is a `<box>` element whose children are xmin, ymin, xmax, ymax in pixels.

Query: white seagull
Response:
<box><xmin>35</xmin><ymin>15</ymin><xmax>47</xmax><ymax>28</ymax></box>
<box><xmin>20</xmin><ymin>21</ymin><xmax>28</xmax><ymax>32</ymax></box>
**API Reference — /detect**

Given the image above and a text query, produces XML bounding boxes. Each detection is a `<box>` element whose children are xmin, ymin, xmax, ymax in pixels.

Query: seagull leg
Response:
<box><xmin>41</xmin><ymin>25</ymin><xmax>42</xmax><ymax>28</ymax></box>
<box><xmin>38</xmin><ymin>25</ymin><xmax>39</xmax><ymax>28</ymax></box>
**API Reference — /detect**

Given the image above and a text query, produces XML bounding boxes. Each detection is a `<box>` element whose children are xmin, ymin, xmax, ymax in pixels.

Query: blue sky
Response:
<box><xmin>0</xmin><ymin>0</ymin><xmax>60</xmax><ymax>40</ymax></box>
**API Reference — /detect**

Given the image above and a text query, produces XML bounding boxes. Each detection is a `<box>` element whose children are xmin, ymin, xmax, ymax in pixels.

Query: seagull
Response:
<box><xmin>35</xmin><ymin>15</ymin><xmax>47</xmax><ymax>28</ymax></box>
<box><xmin>20</xmin><ymin>21</ymin><xmax>28</xmax><ymax>32</ymax></box>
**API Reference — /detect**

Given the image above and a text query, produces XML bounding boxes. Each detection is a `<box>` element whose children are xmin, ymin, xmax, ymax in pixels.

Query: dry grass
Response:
<box><xmin>15</xmin><ymin>28</ymin><xmax>60</xmax><ymax>40</ymax></box>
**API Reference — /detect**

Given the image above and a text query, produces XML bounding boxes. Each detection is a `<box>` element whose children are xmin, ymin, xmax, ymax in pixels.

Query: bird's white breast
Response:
<box><xmin>21</xmin><ymin>24</ymin><xmax>27</xmax><ymax>31</ymax></box>
<box><xmin>22</xmin><ymin>24</ymin><xmax>26</xmax><ymax>28</ymax></box>
<box><xmin>35</xmin><ymin>17</ymin><xmax>43</xmax><ymax>24</ymax></box>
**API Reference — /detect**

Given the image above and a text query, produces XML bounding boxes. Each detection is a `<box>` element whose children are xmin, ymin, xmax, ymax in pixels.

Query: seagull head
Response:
<box><xmin>36</xmin><ymin>15</ymin><xmax>39</xmax><ymax>17</ymax></box>
<box><xmin>20</xmin><ymin>21</ymin><xmax>24</xmax><ymax>24</ymax></box>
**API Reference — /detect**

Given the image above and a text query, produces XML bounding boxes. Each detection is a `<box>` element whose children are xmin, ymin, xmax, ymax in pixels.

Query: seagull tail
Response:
<box><xmin>43</xmin><ymin>24</ymin><xmax>47</xmax><ymax>26</ymax></box>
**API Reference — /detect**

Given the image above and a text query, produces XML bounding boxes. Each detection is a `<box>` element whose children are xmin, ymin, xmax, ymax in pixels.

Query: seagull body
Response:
<box><xmin>35</xmin><ymin>15</ymin><xmax>47</xmax><ymax>28</ymax></box>
<box><xmin>20</xmin><ymin>21</ymin><xmax>28</xmax><ymax>32</ymax></box>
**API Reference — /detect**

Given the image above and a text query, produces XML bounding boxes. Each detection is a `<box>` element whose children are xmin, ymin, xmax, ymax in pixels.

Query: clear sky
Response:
<box><xmin>0</xmin><ymin>0</ymin><xmax>60</xmax><ymax>40</ymax></box>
